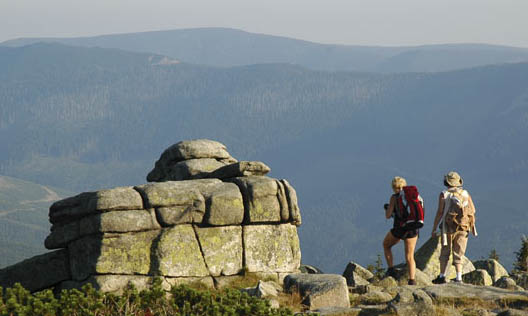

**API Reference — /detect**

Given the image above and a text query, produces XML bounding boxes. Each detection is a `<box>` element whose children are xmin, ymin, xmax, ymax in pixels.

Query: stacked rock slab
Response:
<box><xmin>0</xmin><ymin>140</ymin><xmax>302</xmax><ymax>293</ymax></box>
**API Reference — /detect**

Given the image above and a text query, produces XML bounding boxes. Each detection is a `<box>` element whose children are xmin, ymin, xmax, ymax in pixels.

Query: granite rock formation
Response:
<box><xmin>0</xmin><ymin>140</ymin><xmax>302</xmax><ymax>293</ymax></box>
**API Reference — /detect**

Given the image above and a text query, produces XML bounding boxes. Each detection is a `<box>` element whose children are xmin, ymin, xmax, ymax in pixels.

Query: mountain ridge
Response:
<box><xmin>3</xmin><ymin>28</ymin><xmax>528</xmax><ymax>73</ymax></box>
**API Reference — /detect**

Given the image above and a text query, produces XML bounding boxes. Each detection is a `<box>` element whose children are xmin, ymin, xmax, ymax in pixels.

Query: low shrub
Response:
<box><xmin>0</xmin><ymin>279</ymin><xmax>294</xmax><ymax>316</ymax></box>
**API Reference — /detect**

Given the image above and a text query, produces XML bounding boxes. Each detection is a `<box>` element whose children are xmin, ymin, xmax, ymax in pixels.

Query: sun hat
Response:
<box><xmin>444</xmin><ymin>171</ymin><xmax>463</xmax><ymax>187</ymax></box>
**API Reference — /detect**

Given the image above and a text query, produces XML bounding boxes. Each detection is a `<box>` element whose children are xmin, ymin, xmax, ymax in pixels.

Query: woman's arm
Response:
<box><xmin>386</xmin><ymin>195</ymin><xmax>396</xmax><ymax>219</ymax></box>
<box><xmin>431</xmin><ymin>193</ymin><xmax>445</xmax><ymax>237</ymax></box>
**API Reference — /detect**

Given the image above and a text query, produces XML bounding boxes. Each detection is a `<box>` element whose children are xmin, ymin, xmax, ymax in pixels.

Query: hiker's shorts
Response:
<box><xmin>440</xmin><ymin>231</ymin><xmax>469</xmax><ymax>265</ymax></box>
<box><xmin>390</xmin><ymin>227</ymin><xmax>419</xmax><ymax>240</ymax></box>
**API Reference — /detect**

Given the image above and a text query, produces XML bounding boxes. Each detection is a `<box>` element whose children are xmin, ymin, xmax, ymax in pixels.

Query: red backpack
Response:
<box><xmin>396</xmin><ymin>186</ymin><xmax>424</xmax><ymax>230</ymax></box>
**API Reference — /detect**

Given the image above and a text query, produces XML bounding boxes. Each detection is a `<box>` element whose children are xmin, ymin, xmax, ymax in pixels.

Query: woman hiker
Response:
<box><xmin>431</xmin><ymin>171</ymin><xmax>477</xmax><ymax>284</ymax></box>
<box><xmin>382</xmin><ymin>176</ymin><xmax>423</xmax><ymax>285</ymax></box>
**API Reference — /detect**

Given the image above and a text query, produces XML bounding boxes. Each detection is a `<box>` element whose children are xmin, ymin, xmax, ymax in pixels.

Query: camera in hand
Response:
<box><xmin>384</xmin><ymin>203</ymin><xmax>389</xmax><ymax>210</ymax></box>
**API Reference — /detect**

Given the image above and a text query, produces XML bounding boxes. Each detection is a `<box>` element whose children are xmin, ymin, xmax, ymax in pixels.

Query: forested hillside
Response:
<box><xmin>0</xmin><ymin>43</ymin><xmax>527</xmax><ymax>271</ymax></box>
<box><xmin>3</xmin><ymin>28</ymin><xmax>528</xmax><ymax>73</ymax></box>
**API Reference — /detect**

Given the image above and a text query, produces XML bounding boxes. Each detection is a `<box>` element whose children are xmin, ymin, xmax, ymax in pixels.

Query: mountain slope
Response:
<box><xmin>1</xmin><ymin>43</ymin><xmax>527</xmax><ymax>271</ymax></box>
<box><xmin>3</xmin><ymin>28</ymin><xmax>528</xmax><ymax>73</ymax></box>
<box><xmin>0</xmin><ymin>175</ymin><xmax>70</xmax><ymax>267</ymax></box>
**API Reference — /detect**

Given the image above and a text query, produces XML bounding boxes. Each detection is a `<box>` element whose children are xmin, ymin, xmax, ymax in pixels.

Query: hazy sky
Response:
<box><xmin>2</xmin><ymin>0</ymin><xmax>528</xmax><ymax>47</ymax></box>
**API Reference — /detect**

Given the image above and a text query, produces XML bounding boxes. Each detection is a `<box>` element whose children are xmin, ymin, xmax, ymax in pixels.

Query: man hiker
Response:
<box><xmin>431</xmin><ymin>171</ymin><xmax>477</xmax><ymax>284</ymax></box>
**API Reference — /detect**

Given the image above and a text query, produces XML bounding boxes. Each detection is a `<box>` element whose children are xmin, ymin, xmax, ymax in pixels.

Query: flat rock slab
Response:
<box><xmin>284</xmin><ymin>274</ymin><xmax>350</xmax><ymax>310</ymax></box>
<box><xmin>69</xmin><ymin>231</ymin><xmax>159</xmax><ymax>280</ymax></box>
<box><xmin>423</xmin><ymin>284</ymin><xmax>528</xmax><ymax>307</ymax></box>
<box><xmin>153</xmin><ymin>225</ymin><xmax>209</xmax><ymax>277</ymax></box>
<box><xmin>195</xmin><ymin>226</ymin><xmax>243</xmax><ymax>276</ymax></box>
<box><xmin>0</xmin><ymin>250</ymin><xmax>70</xmax><ymax>292</ymax></box>
<box><xmin>49</xmin><ymin>187</ymin><xmax>143</xmax><ymax>224</ymax></box>
<box><xmin>243</xmin><ymin>224</ymin><xmax>301</xmax><ymax>273</ymax></box>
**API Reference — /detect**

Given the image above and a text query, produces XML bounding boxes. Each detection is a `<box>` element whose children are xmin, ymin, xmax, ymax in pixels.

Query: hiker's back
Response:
<box><xmin>444</xmin><ymin>188</ymin><xmax>475</xmax><ymax>233</ymax></box>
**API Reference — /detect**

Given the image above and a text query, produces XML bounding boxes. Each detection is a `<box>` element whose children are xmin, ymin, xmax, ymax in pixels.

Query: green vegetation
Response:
<box><xmin>0</xmin><ymin>280</ymin><xmax>295</xmax><ymax>316</ymax></box>
<box><xmin>513</xmin><ymin>235</ymin><xmax>528</xmax><ymax>273</ymax></box>
<box><xmin>488</xmin><ymin>249</ymin><xmax>500</xmax><ymax>261</ymax></box>
<box><xmin>366</xmin><ymin>254</ymin><xmax>385</xmax><ymax>281</ymax></box>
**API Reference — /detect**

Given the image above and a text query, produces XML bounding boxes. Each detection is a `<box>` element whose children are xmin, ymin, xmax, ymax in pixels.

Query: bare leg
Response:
<box><xmin>454</xmin><ymin>264</ymin><xmax>462</xmax><ymax>274</ymax></box>
<box><xmin>440</xmin><ymin>259</ymin><xmax>449</xmax><ymax>275</ymax></box>
<box><xmin>383</xmin><ymin>231</ymin><xmax>400</xmax><ymax>268</ymax></box>
<box><xmin>404</xmin><ymin>236</ymin><xmax>418</xmax><ymax>280</ymax></box>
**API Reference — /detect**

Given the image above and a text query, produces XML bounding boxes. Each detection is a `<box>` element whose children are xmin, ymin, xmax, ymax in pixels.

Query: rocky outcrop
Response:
<box><xmin>0</xmin><ymin>140</ymin><xmax>302</xmax><ymax>293</ymax></box>
<box><xmin>146</xmin><ymin>139</ymin><xmax>271</xmax><ymax>182</ymax></box>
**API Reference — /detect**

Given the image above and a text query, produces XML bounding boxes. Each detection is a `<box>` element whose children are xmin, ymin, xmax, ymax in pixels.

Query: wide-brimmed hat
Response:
<box><xmin>444</xmin><ymin>171</ymin><xmax>463</xmax><ymax>187</ymax></box>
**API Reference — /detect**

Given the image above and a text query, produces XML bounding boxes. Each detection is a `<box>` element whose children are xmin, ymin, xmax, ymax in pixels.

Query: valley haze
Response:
<box><xmin>0</xmin><ymin>28</ymin><xmax>527</xmax><ymax>275</ymax></box>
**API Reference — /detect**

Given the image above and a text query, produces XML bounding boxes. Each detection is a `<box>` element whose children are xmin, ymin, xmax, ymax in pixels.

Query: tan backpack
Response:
<box><xmin>445</xmin><ymin>189</ymin><xmax>475</xmax><ymax>233</ymax></box>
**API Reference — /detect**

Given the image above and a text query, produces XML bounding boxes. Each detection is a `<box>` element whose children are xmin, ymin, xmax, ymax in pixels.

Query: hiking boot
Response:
<box><xmin>407</xmin><ymin>279</ymin><xmax>417</xmax><ymax>286</ymax></box>
<box><xmin>432</xmin><ymin>275</ymin><xmax>446</xmax><ymax>284</ymax></box>
<box><xmin>385</xmin><ymin>267</ymin><xmax>397</xmax><ymax>278</ymax></box>
<box><xmin>452</xmin><ymin>278</ymin><xmax>464</xmax><ymax>284</ymax></box>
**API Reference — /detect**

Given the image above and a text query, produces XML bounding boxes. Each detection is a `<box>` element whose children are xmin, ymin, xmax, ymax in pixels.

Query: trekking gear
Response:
<box><xmin>432</xmin><ymin>275</ymin><xmax>446</xmax><ymax>284</ymax></box>
<box><xmin>395</xmin><ymin>186</ymin><xmax>424</xmax><ymax>230</ymax></box>
<box><xmin>444</xmin><ymin>188</ymin><xmax>475</xmax><ymax>233</ymax></box>
<box><xmin>407</xmin><ymin>279</ymin><xmax>417</xmax><ymax>285</ymax></box>
<box><xmin>444</xmin><ymin>171</ymin><xmax>463</xmax><ymax>187</ymax></box>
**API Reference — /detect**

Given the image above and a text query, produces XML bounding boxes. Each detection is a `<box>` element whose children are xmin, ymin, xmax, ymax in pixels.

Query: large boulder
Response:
<box><xmin>415</xmin><ymin>236</ymin><xmax>475</xmax><ymax>279</ymax></box>
<box><xmin>0</xmin><ymin>250</ymin><xmax>70</xmax><ymax>292</ymax></box>
<box><xmin>283</xmin><ymin>274</ymin><xmax>350</xmax><ymax>310</ymax></box>
<box><xmin>473</xmin><ymin>259</ymin><xmax>509</xmax><ymax>283</ymax></box>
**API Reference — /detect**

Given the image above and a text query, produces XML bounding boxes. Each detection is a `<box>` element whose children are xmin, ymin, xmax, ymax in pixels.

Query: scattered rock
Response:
<box><xmin>300</xmin><ymin>264</ymin><xmax>324</xmax><ymax>274</ymax></box>
<box><xmin>495</xmin><ymin>276</ymin><xmax>525</xmax><ymax>291</ymax></box>
<box><xmin>474</xmin><ymin>259</ymin><xmax>509</xmax><ymax>283</ymax></box>
<box><xmin>497</xmin><ymin>309</ymin><xmax>528</xmax><ymax>316</ymax></box>
<box><xmin>372</xmin><ymin>276</ymin><xmax>398</xmax><ymax>288</ymax></box>
<box><xmin>342</xmin><ymin>261</ymin><xmax>374</xmax><ymax>286</ymax></box>
<box><xmin>388</xmin><ymin>288</ymin><xmax>435</xmax><ymax>316</ymax></box>
<box><xmin>283</xmin><ymin>274</ymin><xmax>350</xmax><ymax>310</ymax></box>
<box><xmin>422</xmin><ymin>283</ymin><xmax>528</xmax><ymax>308</ymax></box>
<box><xmin>463</xmin><ymin>269</ymin><xmax>493</xmax><ymax>286</ymax></box>
<box><xmin>359</xmin><ymin>290</ymin><xmax>393</xmax><ymax>305</ymax></box>
<box><xmin>392</xmin><ymin>264</ymin><xmax>432</xmax><ymax>286</ymax></box>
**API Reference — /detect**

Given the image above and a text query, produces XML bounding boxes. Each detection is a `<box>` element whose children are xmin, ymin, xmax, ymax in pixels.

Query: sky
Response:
<box><xmin>1</xmin><ymin>0</ymin><xmax>528</xmax><ymax>47</ymax></box>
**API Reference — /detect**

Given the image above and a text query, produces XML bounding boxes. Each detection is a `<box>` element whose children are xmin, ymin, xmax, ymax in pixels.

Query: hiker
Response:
<box><xmin>382</xmin><ymin>176</ymin><xmax>424</xmax><ymax>285</ymax></box>
<box><xmin>431</xmin><ymin>171</ymin><xmax>477</xmax><ymax>284</ymax></box>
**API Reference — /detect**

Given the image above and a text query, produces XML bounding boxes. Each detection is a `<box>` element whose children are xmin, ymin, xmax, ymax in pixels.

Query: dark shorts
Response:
<box><xmin>391</xmin><ymin>227</ymin><xmax>419</xmax><ymax>240</ymax></box>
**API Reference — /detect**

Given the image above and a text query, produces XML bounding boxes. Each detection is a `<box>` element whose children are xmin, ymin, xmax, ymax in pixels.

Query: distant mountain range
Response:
<box><xmin>0</xmin><ymin>32</ymin><xmax>527</xmax><ymax>272</ymax></box>
<box><xmin>3</xmin><ymin>28</ymin><xmax>528</xmax><ymax>73</ymax></box>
